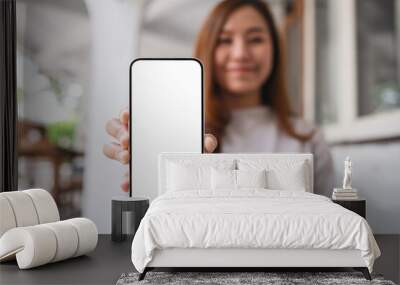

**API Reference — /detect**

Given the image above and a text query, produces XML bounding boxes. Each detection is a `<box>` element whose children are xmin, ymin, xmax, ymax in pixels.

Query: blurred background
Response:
<box><xmin>15</xmin><ymin>0</ymin><xmax>400</xmax><ymax>235</ymax></box>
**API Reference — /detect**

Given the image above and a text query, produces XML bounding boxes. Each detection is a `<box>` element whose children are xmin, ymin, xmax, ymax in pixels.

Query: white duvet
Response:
<box><xmin>131</xmin><ymin>190</ymin><xmax>380</xmax><ymax>273</ymax></box>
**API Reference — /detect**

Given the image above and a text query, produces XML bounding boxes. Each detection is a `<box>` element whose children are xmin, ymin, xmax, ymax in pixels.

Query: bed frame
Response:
<box><xmin>137</xmin><ymin>153</ymin><xmax>372</xmax><ymax>281</ymax></box>
<box><xmin>138</xmin><ymin>248</ymin><xmax>371</xmax><ymax>281</ymax></box>
<box><xmin>139</xmin><ymin>249</ymin><xmax>371</xmax><ymax>280</ymax></box>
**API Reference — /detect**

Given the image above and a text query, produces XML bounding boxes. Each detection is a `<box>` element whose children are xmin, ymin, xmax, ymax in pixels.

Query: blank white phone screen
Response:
<box><xmin>130</xmin><ymin>59</ymin><xmax>203</xmax><ymax>199</ymax></box>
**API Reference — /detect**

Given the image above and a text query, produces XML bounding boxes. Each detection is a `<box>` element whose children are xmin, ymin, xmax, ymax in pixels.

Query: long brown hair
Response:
<box><xmin>194</xmin><ymin>0</ymin><xmax>313</xmax><ymax>149</ymax></box>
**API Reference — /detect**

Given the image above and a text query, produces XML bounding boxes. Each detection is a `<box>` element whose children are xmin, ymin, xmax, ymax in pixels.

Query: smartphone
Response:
<box><xmin>130</xmin><ymin>58</ymin><xmax>204</xmax><ymax>198</ymax></box>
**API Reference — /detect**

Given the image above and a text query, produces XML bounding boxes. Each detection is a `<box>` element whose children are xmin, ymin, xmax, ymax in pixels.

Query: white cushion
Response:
<box><xmin>166</xmin><ymin>160</ymin><xmax>235</xmax><ymax>191</ymax></box>
<box><xmin>42</xmin><ymin>221</ymin><xmax>78</xmax><ymax>262</ymax></box>
<box><xmin>270</xmin><ymin>162</ymin><xmax>307</xmax><ymax>191</ymax></box>
<box><xmin>159</xmin><ymin>154</ymin><xmax>313</xmax><ymax>194</ymax></box>
<box><xmin>236</xmin><ymin>169</ymin><xmax>267</xmax><ymax>189</ymax></box>
<box><xmin>0</xmin><ymin>196</ymin><xmax>17</xmax><ymax>237</ymax></box>
<box><xmin>24</xmin><ymin>189</ymin><xmax>60</xmax><ymax>224</ymax></box>
<box><xmin>0</xmin><ymin>189</ymin><xmax>60</xmax><ymax>238</ymax></box>
<box><xmin>0</xmin><ymin>225</ymin><xmax>57</xmax><ymax>268</ymax></box>
<box><xmin>167</xmin><ymin>163</ymin><xmax>210</xmax><ymax>191</ymax></box>
<box><xmin>67</xmin><ymin>218</ymin><xmax>98</xmax><ymax>257</ymax></box>
<box><xmin>0</xmin><ymin>218</ymin><xmax>97</xmax><ymax>269</ymax></box>
<box><xmin>0</xmin><ymin>191</ymin><xmax>39</xmax><ymax>227</ymax></box>
<box><xmin>211</xmin><ymin>168</ymin><xmax>236</xmax><ymax>190</ymax></box>
<box><xmin>238</xmin><ymin>159</ymin><xmax>309</xmax><ymax>191</ymax></box>
<box><xmin>0</xmin><ymin>190</ymin><xmax>97</xmax><ymax>269</ymax></box>
<box><xmin>211</xmin><ymin>169</ymin><xmax>268</xmax><ymax>190</ymax></box>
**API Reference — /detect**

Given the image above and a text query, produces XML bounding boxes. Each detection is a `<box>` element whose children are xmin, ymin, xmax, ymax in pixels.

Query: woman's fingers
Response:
<box><xmin>121</xmin><ymin>179</ymin><xmax>129</xmax><ymax>192</ymax></box>
<box><xmin>104</xmin><ymin>109</ymin><xmax>130</xmax><ymax>192</ymax></box>
<box><xmin>103</xmin><ymin>142</ymin><xmax>130</xmax><ymax>164</ymax></box>
<box><xmin>105</xmin><ymin>118</ymin><xmax>129</xmax><ymax>149</ymax></box>
<box><xmin>121</xmin><ymin>171</ymin><xmax>130</xmax><ymax>192</ymax></box>
<box><xmin>119</xmin><ymin>108</ymin><xmax>130</xmax><ymax>148</ymax></box>
<box><xmin>121</xmin><ymin>180</ymin><xmax>129</xmax><ymax>192</ymax></box>
<box><xmin>120</xmin><ymin>108</ymin><xmax>129</xmax><ymax>125</ymax></box>
<box><xmin>204</xmin><ymin>133</ymin><xmax>218</xmax><ymax>153</ymax></box>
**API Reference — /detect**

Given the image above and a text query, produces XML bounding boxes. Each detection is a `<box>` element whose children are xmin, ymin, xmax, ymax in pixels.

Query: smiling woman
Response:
<box><xmin>194</xmin><ymin>0</ymin><xmax>334</xmax><ymax>197</ymax></box>
<box><xmin>104</xmin><ymin>0</ymin><xmax>335</xmax><ymax>198</ymax></box>
<box><xmin>214</xmin><ymin>10</ymin><xmax>273</xmax><ymax>97</ymax></box>
<box><xmin>194</xmin><ymin>0</ymin><xmax>311</xmax><ymax>144</ymax></box>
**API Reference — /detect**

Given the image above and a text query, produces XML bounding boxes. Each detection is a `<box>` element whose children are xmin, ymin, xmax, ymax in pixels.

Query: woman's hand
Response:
<box><xmin>204</xmin><ymin>133</ymin><xmax>218</xmax><ymax>153</ymax></box>
<box><xmin>103</xmin><ymin>108</ymin><xmax>130</xmax><ymax>192</ymax></box>
<box><xmin>103</xmin><ymin>109</ymin><xmax>218</xmax><ymax>192</ymax></box>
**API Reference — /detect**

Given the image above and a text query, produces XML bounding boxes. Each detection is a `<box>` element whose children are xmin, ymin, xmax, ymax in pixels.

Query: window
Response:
<box><xmin>305</xmin><ymin>0</ymin><xmax>400</xmax><ymax>142</ymax></box>
<box><xmin>16</xmin><ymin>0</ymin><xmax>89</xmax><ymax>218</ymax></box>
<box><xmin>357</xmin><ymin>0</ymin><xmax>400</xmax><ymax>117</ymax></box>
<box><xmin>314</xmin><ymin>0</ymin><xmax>338</xmax><ymax>126</ymax></box>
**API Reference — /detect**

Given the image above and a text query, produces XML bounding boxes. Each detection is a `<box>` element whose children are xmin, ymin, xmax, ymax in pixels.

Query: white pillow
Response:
<box><xmin>236</xmin><ymin>169</ymin><xmax>267</xmax><ymax>189</ymax></box>
<box><xmin>211</xmin><ymin>168</ymin><xmax>236</xmax><ymax>190</ymax></box>
<box><xmin>238</xmin><ymin>159</ymin><xmax>309</xmax><ymax>192</ymax></box>
<box><xmin>211</xmin><ymin>168</ymin><xmax>268</xmax><ymax>190</ymax></box>
<box><xmin>167</xmin><ymin>162</ymin><xmax>210</xmax><ymax>191</ymax></box>
<box><xmin>166</xmin><ymin>159</ymin><xmax>236</xmax><ymax>192</ymax></box>
<box><xmin>267</xmin><ymin>162</ymin><xmax>307</xmax><ymax>191</ymax></box>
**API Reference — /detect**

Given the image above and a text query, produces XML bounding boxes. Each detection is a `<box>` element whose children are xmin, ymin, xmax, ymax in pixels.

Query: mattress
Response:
<box><xmin>131</xmin><ymin>190</ymin><xmax>380</xmax><ymax>273</ymax></box>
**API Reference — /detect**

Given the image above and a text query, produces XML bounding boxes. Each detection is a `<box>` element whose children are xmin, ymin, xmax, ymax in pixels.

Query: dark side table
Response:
<box><xmin>332</xmin><ymin>198</ymin><xmax>366</xmax><ymax>218</ymax></box>
<box><xmin>112</xmin><ymin>196</ymin><xmax>149</xmax><ymax>242</ymax></box>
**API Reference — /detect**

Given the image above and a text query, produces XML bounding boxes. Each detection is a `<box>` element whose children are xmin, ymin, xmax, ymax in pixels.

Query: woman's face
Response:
<box><xmin>214</xmin><ymin>6</ymin><xmax>273</xmax><ymax>96</ymax></box>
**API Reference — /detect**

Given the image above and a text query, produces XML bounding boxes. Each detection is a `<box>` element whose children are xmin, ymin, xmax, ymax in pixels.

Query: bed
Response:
<box><xmin>131</xmin><ymin>153</ymin><xmax>380</xmax><ymax>280</ymax></box>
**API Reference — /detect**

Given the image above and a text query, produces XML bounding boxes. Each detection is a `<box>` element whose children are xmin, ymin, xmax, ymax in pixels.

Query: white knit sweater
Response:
<box><xmin>221</xmin><ymin>106</ymin><xmax>334</xmax><ymax>197</ymax></box>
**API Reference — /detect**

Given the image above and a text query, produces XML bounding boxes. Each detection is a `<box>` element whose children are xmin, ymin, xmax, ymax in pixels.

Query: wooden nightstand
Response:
<box><xmin>332</xmin><ymin>199</ymin><xmax>366</xmax><ymax>218</ymax></box>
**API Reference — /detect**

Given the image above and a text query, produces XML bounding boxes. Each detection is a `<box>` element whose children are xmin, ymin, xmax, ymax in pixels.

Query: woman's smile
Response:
<box><xmin>214</xmin><ymin>6</ymin><xmax>273</xmax><ymax>95</ymax></box>
<box><xmin>226</xmin><ymin>65</ymin><xmax>257</xmax><ymax>74</ymax></box>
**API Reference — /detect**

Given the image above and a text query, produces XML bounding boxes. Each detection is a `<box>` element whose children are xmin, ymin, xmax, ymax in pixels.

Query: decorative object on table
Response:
<box><xmin>332</xmin><ymin>188</ymin><xmax>359</xmax><ymax>200</ymax></box>
<box><xmin>343</xmin><ymin>156</ymin><xmax>353</xmax><ymax>190</ymax></box>
<box><xmin>112</xmin><ymin>197</ymin><xmax>149</xmax><ymax>242</ymax></box>
<box><xmin>0</xmin><ymin>189</ymin><xmax>98</xmax><ymax>269</ymax></box>
<box><xmin>116</xmin><ymin>271</ymin><xmax>394</xmax><ymax>285</ymax></box>
<box><xmin>332</xmin><ymin>156</ymin><xmax>359</xmax><ymax>200</ymax></box>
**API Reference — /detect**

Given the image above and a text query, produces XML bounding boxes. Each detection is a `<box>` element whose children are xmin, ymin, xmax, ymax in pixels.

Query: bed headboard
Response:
<box><xmin>158</xmin><ymin>153</ymin><xmax>313</xmax><ymax>195</ymax></box>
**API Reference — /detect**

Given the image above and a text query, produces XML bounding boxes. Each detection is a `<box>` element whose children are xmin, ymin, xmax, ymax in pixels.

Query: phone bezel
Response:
<box><xmin>129</xmin><ymin>58</ymin><xmax>205</xmax><ymax>197</ymax></box>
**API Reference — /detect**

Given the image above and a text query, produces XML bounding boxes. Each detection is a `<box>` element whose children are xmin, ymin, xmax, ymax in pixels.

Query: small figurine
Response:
<box><xmin>342</xmin><ymin>156</ymin><xmax>352</xmax><ymax>190</ymax></box>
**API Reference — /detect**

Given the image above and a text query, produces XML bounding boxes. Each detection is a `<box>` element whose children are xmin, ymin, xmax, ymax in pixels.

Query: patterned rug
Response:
<box><xmin>116</xmin><ymin>271</ymin><xmax>396</xmax><ymax>285</ymax></box>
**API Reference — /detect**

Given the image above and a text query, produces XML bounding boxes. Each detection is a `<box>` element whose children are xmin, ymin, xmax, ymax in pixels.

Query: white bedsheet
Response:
<box><xmin>131</xmin><ymin>190</ymin><xmax>380</xmax><ymax>273</ymax></box>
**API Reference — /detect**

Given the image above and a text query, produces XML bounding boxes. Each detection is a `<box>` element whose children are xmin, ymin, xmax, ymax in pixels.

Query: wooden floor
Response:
<box><xmin>0</xmin><ymin>235</ymin><xmax>398</xmax><ymax>284</ymax></box>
